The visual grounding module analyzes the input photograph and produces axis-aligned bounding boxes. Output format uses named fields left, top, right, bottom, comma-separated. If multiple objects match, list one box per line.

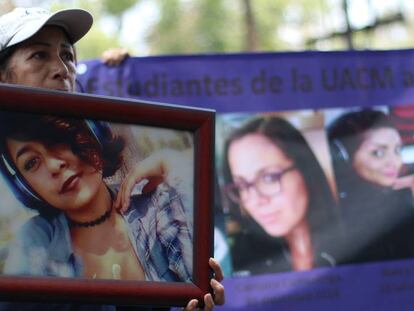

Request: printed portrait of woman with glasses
left=219, top=112, right=342, bottom=276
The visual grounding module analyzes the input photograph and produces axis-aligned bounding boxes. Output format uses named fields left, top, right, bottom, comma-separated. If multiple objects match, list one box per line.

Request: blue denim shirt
left=4, top=183, right=193, bottom=283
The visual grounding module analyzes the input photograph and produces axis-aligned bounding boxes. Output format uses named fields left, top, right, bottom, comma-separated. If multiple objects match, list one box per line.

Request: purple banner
left=221, top=259, right=414, bottom=311
left=77, top=50, right=414, bottom=113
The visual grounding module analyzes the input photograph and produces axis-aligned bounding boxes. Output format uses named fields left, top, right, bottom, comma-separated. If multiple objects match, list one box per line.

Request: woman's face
left=7, top=139, right=103, bottom=213
left=228, top=133, right=309, bottom=237
left=0, top=26, right=76, bottom=92
left=353, top=127, right=402, bottom=187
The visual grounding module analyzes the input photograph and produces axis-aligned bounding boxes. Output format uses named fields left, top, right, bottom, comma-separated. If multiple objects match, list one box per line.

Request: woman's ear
left=0, top=45, right=17, bottom=83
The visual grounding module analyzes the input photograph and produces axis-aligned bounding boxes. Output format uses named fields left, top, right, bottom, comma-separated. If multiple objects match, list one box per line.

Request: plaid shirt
left=4, top=183, right=193, bottom=283
left=122, top=183, right=193, bottom=282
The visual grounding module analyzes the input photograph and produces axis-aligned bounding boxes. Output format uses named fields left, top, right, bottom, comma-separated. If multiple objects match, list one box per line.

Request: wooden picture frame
left=0, top=84, right=215, bottom=307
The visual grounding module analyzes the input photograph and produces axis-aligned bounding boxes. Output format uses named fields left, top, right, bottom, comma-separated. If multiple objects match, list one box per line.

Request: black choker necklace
left=68, top=203, right=113, bottom=228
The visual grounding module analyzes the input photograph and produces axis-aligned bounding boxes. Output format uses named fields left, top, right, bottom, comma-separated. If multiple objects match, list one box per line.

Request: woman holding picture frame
left=0, top=6, right=224, bottom=311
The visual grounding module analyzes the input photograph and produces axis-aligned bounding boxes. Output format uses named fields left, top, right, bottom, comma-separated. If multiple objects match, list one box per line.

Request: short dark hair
left=0, top=111, right=124, bottom=177
left=0, top=45, right=19, bottom=79
left=0, top=111, right=125, bottom=216
left=327, top=109, right=396, bottom=160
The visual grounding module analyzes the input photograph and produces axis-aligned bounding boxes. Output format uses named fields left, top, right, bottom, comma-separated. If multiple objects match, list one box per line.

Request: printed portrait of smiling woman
left=328, top=108, right=414, bottom=264
left=221, top=115, right=341, bottom=276
left=352, top=126, right=402, bottom=188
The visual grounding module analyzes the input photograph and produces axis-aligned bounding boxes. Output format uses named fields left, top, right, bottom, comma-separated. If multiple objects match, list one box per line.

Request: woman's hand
left=184, top=258, right=225, bottom=311
left=101, top=47, right=129, bottom=66
left=393, top=174, right=414, bottom=196
left=114, top=149, right=191, bottom=213
left=114, top=151, right=169, bottom=213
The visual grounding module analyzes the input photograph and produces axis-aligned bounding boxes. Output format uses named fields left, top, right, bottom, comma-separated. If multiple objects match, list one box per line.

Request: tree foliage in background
left=101, top=0, right=136, bottom=31
left=146, top=0, right=242, bottom=54
left=146, top=0, right=331, bottom=55
left=51, top=0, right=130, bottom=60
left=1, top=0, right=413, bottom=59
left=102, top=0, right=136, bottom=17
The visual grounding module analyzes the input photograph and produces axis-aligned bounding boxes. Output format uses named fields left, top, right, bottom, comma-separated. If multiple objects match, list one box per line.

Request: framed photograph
left=0, top=84, right=215, bottom=307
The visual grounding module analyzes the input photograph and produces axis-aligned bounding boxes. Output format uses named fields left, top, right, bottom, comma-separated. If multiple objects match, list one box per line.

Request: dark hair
left=0, top=111, right=125, bottom=215
left=327, top=109, right=399, bottom=200
left=0, top=45, right=20, bottom=81
left=328, top=109, right=396, bottom=160
left=222, top=116, right=337, bottom=252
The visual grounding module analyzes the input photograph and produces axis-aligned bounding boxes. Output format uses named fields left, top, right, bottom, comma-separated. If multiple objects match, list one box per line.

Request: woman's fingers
left=183, top=295, right=214, bottom=311
left=181, top=259, right=225, bottom=310
left=208, top=258, right=225, bottom=306
left=209, top=258, right=224, bottom=282
left=183, top=299, right=198, bottom=311
left=210, top=278, right=225, bottom=306
left=101, top=48, right=129, bottom=66
left=120, top=173, right=139, bottom=213
left=113, top=180, right=124, bottom=210
left=113, top=172, right=137, bottom=213
left=203, top=293, right=215, bottom=311
left=115, top=152, right=169, bottom=212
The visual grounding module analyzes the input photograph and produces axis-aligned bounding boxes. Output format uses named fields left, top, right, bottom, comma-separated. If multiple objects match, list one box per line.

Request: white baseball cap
left=0, top=7, right=93, bottom=52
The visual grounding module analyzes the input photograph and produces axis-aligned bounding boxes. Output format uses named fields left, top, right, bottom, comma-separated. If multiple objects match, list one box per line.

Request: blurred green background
left=1, top=0, right=413, bottom=61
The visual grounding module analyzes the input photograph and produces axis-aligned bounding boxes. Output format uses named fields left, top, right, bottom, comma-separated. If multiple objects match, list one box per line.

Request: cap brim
left=7, top=8, right=93, bottom=48
left=45, top=9, right=93, bottom=44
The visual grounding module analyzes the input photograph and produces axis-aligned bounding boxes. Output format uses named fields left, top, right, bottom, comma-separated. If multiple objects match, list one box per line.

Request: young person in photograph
left=222, top=116, right=341, bottom=276
left=328, top=108, right=414, bottom=264
left=0, top=112, right=193, bottom=282
left=0, top=7, right=224, bottom=311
